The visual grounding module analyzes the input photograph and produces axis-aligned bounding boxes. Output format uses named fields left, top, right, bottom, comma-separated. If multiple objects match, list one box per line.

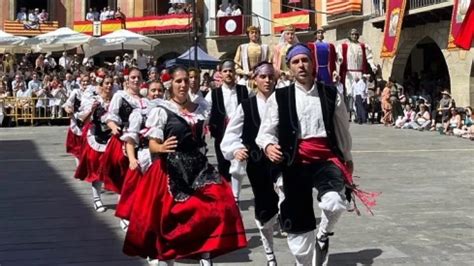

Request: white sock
left=256, top=215, right=277, bottom=261
left=231, top=175, right=243, bottom=202
left=74, top=157, right=80, bottom=167
left=92, top=181, right=102, bottom=201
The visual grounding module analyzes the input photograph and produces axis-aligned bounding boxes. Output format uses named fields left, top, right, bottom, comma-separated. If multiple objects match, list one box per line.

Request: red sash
left=297, top=137, right=380, bottom=215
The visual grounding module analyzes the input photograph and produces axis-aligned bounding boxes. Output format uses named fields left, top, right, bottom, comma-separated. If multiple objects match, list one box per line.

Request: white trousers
left=287, top=191, right=347, bottom=266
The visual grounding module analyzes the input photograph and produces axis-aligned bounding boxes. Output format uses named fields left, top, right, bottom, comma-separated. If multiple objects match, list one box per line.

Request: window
left=281, top=0, right=312, bottom=13
left=16, top=0, right=48, bottom=16
left=215, top=0, right=252, bottom=17
left=86, top=0, right=117, bottom=13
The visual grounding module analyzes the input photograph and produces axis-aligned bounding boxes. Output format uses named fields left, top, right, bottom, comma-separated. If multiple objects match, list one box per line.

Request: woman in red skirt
left=123, top=66, right=247, bottom=265
left=116, top=81, right=166, bottom=231
left=74, top=75, right=114, bottom=213
left=100, top=68, right=148, bottom=195
left=63, top=75, right=91, bottom=165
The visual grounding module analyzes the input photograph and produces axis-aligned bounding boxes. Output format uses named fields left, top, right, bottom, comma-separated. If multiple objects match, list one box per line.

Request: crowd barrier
left=0, top=97, right=69, bottom=126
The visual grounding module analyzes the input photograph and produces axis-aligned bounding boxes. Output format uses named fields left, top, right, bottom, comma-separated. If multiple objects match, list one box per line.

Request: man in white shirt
left=205, top=60, right=249, bottom=196
left=256, top=43, right=362, bottom=266
left=86, top=8, right=95, bottom=21
left=106, top=6, right=115, bottom=20
left=352, top=75, right=368, bottom=124
left=12, top=74, right=27, bottom=96
left=59, top=52, right=71, bottom=71
left=220, top=62, right=281, bottom=265
left=92, top=8, right=100, bottom=21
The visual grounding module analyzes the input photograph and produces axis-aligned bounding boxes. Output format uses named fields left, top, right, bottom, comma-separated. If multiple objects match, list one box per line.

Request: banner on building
left=92, top=21, right=101, bottom=36
left=380, top=0, right=408, bottom=58
left=448, top=0, right=471, bottom=49
left=218, top=15, right=244, bottom=36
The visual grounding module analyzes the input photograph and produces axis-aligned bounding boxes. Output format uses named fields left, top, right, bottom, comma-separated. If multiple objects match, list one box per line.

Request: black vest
left=92, top=105, right=112, bottom=144
left=209, top=84, right=248, bottom=139
left=163, top=108, right=206, bottom=152
left=241, top=96, right=263, bottom=162
left=73, top=96, right=81, bottom=112
left=118, top=98, right=134, bottom=126
left=276, top=82, right=344, bottom=166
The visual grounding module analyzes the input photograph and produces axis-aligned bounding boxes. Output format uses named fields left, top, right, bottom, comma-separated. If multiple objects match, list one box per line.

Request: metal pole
left=192, top=0, right=198, bottom=69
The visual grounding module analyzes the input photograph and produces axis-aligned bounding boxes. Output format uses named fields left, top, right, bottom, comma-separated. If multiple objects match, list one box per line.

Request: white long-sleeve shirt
left=204, top=83, right=240, bottom=119
left=220, top=94, right=268, bottom=161
left=352, top=79, right=367, bottom=98
left=256, top=82, right=353, bottom=161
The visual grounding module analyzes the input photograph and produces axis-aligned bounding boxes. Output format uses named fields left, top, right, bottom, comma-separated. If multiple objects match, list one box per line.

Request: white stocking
left=256, top=215, right=278, bottom=261
left=91, top=181, right=102, bottom=201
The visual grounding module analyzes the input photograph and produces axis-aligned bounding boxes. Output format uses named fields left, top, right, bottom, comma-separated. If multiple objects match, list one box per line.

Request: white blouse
left=145, top=100, right=209, bottom=141
left=220, top=94, right=269, bottom=161
left=104, top=90, right=147, bottom=126
left=256, top=81, right=353, bottom=161
left=204, top=83, right=240, bottom=119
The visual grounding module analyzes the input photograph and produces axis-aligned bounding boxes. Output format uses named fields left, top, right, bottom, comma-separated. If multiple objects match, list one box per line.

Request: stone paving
left=0, top=125, right=473, bottom=265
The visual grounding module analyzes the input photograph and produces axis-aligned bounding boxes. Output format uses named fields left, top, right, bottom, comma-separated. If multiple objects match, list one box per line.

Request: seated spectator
left=0, top=82, right=11, bottom=126
left=28, top=72, right=42, bottom=95
left=35, top=74, right=52, bottom=114
left=38, top=9, right=49, bottom=23
left=395, top=104, right=415, bottom=128
left=86, top=8, right=95, bottom=22
left=50, top=78, right=67, bottom=118
left=430, top=89, right=454, bottom=131
left=403, top=103, right=431, bottom=130
left=454, top=106, right=473, bottom=137
left=16, top=7, right=27, bottom=22
left=25, top=9, right=40, bottom=29
left=12, top=74, right=27, bottom=96
left=231, top=4, right=242, bottom=16
left=443, top=107, right=462, bottom=135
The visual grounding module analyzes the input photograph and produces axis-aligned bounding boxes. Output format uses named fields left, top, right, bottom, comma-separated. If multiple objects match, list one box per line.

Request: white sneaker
left=120, top=219, right=129, bottom=232
left=93, top=199, right=106, bottom=213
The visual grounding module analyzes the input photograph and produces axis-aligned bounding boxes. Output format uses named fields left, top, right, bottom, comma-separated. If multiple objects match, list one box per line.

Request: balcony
left=3, top=20, right=59, bottom=37
left=371, top=0, right=450, bottom=17
left=326, top=0, right=363, bottom=22
left=73, top=14, right=192, bottom=36
left=371, top=0, right=452, bottom=29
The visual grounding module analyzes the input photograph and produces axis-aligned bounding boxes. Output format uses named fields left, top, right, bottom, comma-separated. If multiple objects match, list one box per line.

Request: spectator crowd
left=16, top=6, right=49, bottom=29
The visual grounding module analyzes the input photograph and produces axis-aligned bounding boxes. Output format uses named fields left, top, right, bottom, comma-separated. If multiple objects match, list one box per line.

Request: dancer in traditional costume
left=234, top=26, right=271, bottom=77
left=273, top=25, right=299, bottom=76
left=307, top=28, right=337, bottom=85
left=100, top=68, right=148, bottom=194
left=115, top=81, right=165, bottom=231
left=74, top=76, right=114, bottom=213
left=204, top=60, right=249, bottom=203
left=123, top=66, right=247, bottom=265
left=256, top=44, right=378, bottom=266
left=63, top=75, right=91, bottom=165
left=221, top=62, right=281, bottom=266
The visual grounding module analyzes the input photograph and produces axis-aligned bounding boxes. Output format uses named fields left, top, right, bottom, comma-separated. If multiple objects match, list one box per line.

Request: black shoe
left=315, top=232, right=333, bottom=266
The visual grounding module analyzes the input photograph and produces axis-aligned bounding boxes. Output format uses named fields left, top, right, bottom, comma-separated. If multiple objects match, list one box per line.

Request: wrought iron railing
left=371, top=0, right=449, bottom=17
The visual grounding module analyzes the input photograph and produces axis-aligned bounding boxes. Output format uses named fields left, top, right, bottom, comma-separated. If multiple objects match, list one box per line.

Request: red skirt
left=74, top=140, right=103, bottom=183
left=123, top=160, right=247, bottom=260
left=115, top=167, right=142, bottom=220
left=65, top=128, right=83, bottom=159
left=99, top=135, right=129, bottom=194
